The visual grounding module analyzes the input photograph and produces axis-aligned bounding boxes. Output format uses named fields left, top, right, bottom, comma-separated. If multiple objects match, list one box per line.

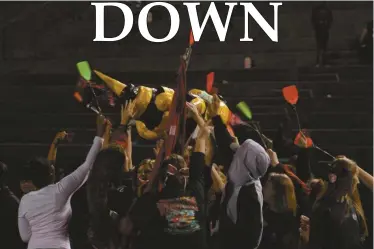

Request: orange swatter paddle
left=282, top=85, right=299, bottom=105
left=294, top=130, right=313, bottom=148
left=206, top=72, right=215, bottom=94
left=73, top=92, right=83, bottom=103
left=189, top=30, right=194, bottom=46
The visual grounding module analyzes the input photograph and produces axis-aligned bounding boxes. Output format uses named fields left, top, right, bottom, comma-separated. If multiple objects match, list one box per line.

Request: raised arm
left=211, top=164, right=226, bottom=192
left=124, top=126, right=133, bottom=172
left=189, top=125, right=210, bottom=182
left=56, top=115, right=107, bottom=198
left=186, top=102, right=210, bottom=181
left=47, top=131, right=68, bottom=164
left=102, top=121, right=112, bottom=149
left=210, top=95, right=237, bottom=169
left=121, top=100, right=136, bottom=172
left=357, top=165, right=373, bottom=191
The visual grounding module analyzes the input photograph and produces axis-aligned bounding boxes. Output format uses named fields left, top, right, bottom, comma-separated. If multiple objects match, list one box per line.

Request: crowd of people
left=0, top=94, right=373, bottom=249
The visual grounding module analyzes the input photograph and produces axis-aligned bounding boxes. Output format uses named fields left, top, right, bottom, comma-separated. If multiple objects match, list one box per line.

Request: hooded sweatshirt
left=219, top=139, right=270, bottom=249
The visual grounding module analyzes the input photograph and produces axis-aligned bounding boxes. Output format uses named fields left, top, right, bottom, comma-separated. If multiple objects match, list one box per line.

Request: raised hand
left=53, top=131, right=68, bottom=145
left=266, top=149, right=280, bottom=167
left=186, top=102, right=199, bottom=118
left=121, top=100, right=137, bottom=125
left=299, top=215, right=310, bottom=243
left=96, top=115, right=108, bottom=138
left=153, top=139, right=164, bottom=158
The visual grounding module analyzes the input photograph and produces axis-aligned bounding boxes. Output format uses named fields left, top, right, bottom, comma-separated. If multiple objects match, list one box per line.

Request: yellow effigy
left=94, top=70, right=232, bottom=142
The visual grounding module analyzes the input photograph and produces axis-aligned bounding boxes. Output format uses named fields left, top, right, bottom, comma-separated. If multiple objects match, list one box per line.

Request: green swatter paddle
left=236, top=101, right=252, bottom=120
left=77, top=61, right=92, bottom=81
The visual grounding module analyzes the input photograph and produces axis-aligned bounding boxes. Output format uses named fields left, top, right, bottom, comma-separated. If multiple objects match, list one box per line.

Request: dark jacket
left=308, top=197, right=364, bottom=249
left=130, top=152, right=207, bottom=249
left=219, top=184, right=263, bottom=249
left=0, top=187, right=26, bottom=249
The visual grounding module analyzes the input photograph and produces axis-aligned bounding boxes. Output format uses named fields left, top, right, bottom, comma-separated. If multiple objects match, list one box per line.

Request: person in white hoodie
left=219, top=139, right=270, bottom=249
left=18, top=115, right=108, bottom=249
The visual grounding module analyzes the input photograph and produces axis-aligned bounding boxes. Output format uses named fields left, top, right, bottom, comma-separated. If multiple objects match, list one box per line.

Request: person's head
left=326, top=156, right=368, bottom=238
left=135, top=159, right=154, bottom=197
left=89, top=146, right=126, bottom=187
left=20, top=157, right=55, bottom=192
left=159, top=154, right=188, bottom=198
left=0, top=161, right=8, bottom=188
left=327, top=156, right=358, bottom=198
left=228, top=139, right=270, bottom=187
left=263, top=173, right=297, bottom=215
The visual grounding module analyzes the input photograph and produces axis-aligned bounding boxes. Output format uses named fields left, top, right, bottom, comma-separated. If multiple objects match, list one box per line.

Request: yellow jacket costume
left=94, top=71, right=232, bottom=142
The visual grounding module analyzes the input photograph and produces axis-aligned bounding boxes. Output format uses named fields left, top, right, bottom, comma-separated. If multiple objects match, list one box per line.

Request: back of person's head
left=264, top=173, right=297, bottom=215
left=22, top=157, right=55, bottom=189
left=228, top=139, right=270, bottom=186
left=89, top=146, right=126, bottom=185
left=0, top=161, right=8, bottom=187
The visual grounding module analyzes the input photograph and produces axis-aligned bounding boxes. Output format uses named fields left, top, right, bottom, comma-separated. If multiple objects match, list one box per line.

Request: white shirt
left=18, top=136, right=103, bottom=249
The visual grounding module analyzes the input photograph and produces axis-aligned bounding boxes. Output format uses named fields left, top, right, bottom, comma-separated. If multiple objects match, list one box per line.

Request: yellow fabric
left=135, top=111, right=170, bottom=140
left=155, top=91, right=174, bottom=112
left=206, top=102, right=230, bottom=125
left=94, top=70, right=126, bottom=96
left=133, top=86, right=153, bottom=118
left=189, top=89, right=230, bottom=125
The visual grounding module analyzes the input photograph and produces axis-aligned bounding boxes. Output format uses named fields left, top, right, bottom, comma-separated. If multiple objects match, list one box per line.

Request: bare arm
left=357, top=166, right=373, bottom=191
left=103, top=123, right=112, bottom=149
left=124, top=127, right=133, bottom=172
left=47, top=131, right=67, bottom=163
left=211, top=164, right=225, bottom=192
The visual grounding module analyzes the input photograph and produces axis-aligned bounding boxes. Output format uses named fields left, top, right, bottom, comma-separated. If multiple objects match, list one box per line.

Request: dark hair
left=21, top=157, right=55, bottom=189
left=0, top=161, right=8, bottom=187
left=161, top=154, right=186, bottom=171
left=86, top=147, right=126, bottom=248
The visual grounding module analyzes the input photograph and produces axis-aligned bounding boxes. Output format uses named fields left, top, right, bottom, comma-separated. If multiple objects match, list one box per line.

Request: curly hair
left=21, top=157, right=55, bottom=189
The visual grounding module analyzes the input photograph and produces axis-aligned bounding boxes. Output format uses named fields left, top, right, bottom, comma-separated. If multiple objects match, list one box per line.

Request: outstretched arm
left=56, top=116, right=107, bottom=200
